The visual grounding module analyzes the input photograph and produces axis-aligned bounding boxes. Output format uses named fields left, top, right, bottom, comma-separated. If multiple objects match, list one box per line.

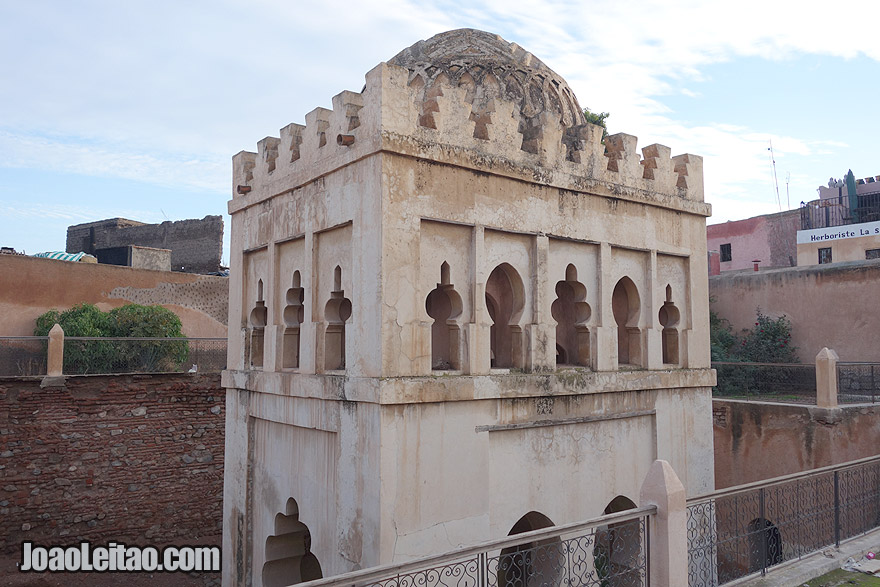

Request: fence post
left=815, top=347, right=839, bottom=408
left=639, top=459, right=687, bottom=587
left=41, top=323, right=66, bottom=388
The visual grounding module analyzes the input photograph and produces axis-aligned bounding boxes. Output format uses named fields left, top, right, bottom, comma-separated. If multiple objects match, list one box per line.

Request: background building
left=66, top=215, right=224, bottom=274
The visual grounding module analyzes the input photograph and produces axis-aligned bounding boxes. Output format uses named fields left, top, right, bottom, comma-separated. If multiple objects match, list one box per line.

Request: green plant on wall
left=34, top=303, right=188, bottom=374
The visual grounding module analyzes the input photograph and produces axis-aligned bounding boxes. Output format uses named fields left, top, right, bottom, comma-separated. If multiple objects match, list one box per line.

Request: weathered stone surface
left=224, top=28, right=714, bottom=586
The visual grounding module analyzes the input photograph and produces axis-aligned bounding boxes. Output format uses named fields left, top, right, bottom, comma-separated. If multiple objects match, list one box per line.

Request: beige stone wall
left=223, top=34, right=715, bottom=586
left=0, top=254, right=228, bottom=337
left=713, top=399, right=880, bottom=489
left=709, top=260, right=880, bottom=362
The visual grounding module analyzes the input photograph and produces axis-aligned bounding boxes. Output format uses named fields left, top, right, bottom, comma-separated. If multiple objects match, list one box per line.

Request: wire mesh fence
left=0, top=337, right=226, bottom=376
left=838, top=362, right=880, bottom=404
left=712, top=362, right=816, bottom=404
left=0, top=337, right=49, bottom=377
left=687, top=456, right=880, bottom=586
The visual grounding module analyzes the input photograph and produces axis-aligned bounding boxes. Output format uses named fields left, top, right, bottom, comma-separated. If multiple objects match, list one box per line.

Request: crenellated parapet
left=230, top=30, right=707, bottom=216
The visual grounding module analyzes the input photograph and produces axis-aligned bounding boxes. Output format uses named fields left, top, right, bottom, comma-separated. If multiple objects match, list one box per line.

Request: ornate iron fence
left=0, top=337, right=226, bottom=376
left=687, top=455, right=880, bottom=586
left=0, top=336, right=49, bottom=376
left=296, top=507, right=653, bottom=587
left=712, top=362, right=816, bottom=404
left=838, top=362, right=880, bottom=404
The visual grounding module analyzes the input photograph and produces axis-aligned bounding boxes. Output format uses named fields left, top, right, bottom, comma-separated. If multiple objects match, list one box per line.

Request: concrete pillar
left=639, top=459, right=687, bottom=587
left=816, top=347, right=839, bottom=409
left=47, top=323, right=64, bottom=377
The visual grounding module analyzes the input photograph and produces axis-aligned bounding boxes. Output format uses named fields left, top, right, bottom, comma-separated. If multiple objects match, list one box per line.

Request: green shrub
left=34, top=303, right=188, bottom=374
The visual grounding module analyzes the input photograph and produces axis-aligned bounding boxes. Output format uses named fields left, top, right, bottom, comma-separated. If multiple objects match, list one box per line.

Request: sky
left=2, top=0, right=879, bottom=264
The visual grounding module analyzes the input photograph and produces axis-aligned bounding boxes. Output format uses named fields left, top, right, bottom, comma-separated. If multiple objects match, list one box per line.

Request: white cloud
left=1, top=0, right=878, bottom=226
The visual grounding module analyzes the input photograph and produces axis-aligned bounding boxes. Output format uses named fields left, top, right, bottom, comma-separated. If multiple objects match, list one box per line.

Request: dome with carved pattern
left=389, top=29, right=585, bottom=147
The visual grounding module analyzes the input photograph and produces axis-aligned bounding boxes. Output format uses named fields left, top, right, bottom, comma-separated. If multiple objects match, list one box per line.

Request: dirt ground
left=0, top=537, right=221, bottom=587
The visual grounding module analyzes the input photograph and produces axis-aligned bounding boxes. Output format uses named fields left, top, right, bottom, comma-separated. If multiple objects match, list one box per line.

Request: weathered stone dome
left=389, top=29, right=586, bottom=146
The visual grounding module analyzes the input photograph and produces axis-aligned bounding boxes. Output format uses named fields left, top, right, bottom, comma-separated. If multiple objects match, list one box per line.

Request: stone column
left=639, top=459, right=687, bottom=587
left=816, top=347, right=839, bottom=409
left=47, top=324, right=64, bottom=377
left=40, top=324, right=67, bottom=388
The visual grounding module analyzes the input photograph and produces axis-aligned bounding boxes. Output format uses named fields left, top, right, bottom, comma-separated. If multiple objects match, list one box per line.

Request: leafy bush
left=711, top=308, right=799, bottom=397
left=34, top=303, right=188, bottom=374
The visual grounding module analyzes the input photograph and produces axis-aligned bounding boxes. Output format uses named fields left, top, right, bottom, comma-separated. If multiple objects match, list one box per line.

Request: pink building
left=706, top=209, right=799, bottom=273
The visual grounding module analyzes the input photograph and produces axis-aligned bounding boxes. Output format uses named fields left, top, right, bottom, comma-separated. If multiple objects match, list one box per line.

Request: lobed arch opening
left=282, top=270, right=305, bottom=369
left=551, top=264, right=592, bottom=368
left=262, top=498, right=323, bottom=587
left=425, top=261, right=463, bottom=370
left=611, top=277, right=642, bottom=367
left=485, top=263, right=525, bottom=369
left=658, top=284, right=681, bottom=365
left=249, top=278, right=268, bottom=368
left=323, top=266, right=352, bottom=371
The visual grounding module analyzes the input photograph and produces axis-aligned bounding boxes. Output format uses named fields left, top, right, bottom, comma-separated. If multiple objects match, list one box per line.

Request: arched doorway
left=611, top=277, right=641, bottom=367
left=497, top=511, right=561, bottom=587
left=262, top=498, right=323, bottom=587
left=594, top=496, right=642, bottom=586
left=486, top=264, right=524, bottom=368
left=747, top=518, right=783, bottom=573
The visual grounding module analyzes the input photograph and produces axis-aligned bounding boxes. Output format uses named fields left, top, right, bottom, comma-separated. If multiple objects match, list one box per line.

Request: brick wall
left=0, top=373, right=224, bottom=553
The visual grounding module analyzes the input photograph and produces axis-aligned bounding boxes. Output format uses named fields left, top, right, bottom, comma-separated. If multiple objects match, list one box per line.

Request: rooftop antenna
left=785, top=171, right=791, bottom=210
left=768, top=140, right=781, bottom=211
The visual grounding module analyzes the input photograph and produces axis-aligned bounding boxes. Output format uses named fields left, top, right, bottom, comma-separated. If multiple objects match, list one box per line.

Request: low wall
left=709, top=259, right=880, bottom=362
left=0, top=373, right=224, bottom=553
left=713, top=399, right=880, bottom=489
left=0, top=254, right=228, bottom=337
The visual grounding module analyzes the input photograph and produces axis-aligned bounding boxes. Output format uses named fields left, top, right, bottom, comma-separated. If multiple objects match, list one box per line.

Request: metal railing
left=687, top=454, right=880, bottom=586
left=0, top=336, right=227, bottom=376
left=712, top=362, right=816, bottom=404
left=800, top=191, right=880, bottom=230
left=838, top=362, right=880, bottom=404
left=296, top=507, right=654, bottom=587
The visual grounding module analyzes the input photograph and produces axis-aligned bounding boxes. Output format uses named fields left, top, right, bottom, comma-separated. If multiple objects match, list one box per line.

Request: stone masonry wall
left=67, top=216, right=224, bottom=274
left=0, top=373, right=224, bottom=553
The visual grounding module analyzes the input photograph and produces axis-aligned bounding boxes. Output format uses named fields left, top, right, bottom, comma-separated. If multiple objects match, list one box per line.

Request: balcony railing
left=295, top=507, right=653, bottom=587
left=687, top=454, right=880, bottom=586
left=800, top=191, right=880, bottom=230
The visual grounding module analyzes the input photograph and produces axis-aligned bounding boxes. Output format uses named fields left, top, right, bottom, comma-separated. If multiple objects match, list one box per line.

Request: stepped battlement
left=231, top=29, right=704, bottom=213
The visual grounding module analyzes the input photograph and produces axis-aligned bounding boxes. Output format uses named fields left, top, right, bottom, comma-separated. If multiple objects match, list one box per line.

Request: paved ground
left=736, top=530, right=880, bottom=587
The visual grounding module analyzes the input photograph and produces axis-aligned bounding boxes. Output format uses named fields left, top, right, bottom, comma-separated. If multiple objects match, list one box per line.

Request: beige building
left=222, top=29, right=715, bottom=587
left=798, top=176, right=880, bottom=265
